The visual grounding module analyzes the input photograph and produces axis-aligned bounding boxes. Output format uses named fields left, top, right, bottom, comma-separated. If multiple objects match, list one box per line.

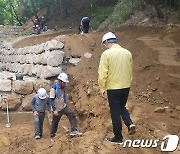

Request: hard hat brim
left=38, top=95, right=46, bottom=99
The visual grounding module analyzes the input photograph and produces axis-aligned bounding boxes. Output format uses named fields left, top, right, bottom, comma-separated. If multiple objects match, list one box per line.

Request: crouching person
left=31, top=88, right=52, bottom=139
left=50, top=72, right=82, bottom=140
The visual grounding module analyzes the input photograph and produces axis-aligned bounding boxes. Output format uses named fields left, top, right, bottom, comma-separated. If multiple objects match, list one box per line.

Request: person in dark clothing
left=31, top=88, right=52, bottom=139
left=98, top=32, right=136, bottom=144
left=40, top=16, right=46, bottom=31
left=80, top=17, right=90, bottom=34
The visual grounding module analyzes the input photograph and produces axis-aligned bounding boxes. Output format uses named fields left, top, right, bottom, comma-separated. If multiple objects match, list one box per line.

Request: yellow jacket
left=98, top=44, right=132, bottom=93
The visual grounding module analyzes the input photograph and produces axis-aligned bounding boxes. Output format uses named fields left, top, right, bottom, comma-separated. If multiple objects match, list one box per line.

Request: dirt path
left=0, top=26, right=179, bottom=154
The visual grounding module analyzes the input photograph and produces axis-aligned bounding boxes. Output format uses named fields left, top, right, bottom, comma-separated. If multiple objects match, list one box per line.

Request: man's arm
left=98, top=53, right=108, bottom=94
left=50, top=87, right=56, bottom=111
left=31, top=97, right=38, bottom=116
left=31, top=97, right=36, bottom=112
left=47, top=97, right=52, bottom=113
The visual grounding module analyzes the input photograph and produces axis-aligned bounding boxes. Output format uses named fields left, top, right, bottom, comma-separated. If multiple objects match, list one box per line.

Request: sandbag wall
left=0, top=39, right=65, bottom=79
left=0, top=77, right=52, bottom=111
left=0, top=25, right=25, bottom=38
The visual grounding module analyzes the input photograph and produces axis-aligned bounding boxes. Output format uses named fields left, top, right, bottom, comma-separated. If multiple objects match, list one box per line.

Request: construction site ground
left=0, top=26, right=180, bottom=154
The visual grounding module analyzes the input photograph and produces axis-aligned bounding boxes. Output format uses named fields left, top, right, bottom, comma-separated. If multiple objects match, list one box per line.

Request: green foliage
left=90, top=7, right=113, bottom=30
left=109, top=0, right=133, bottom=29
left=89, top=0, right=133, bottom=30
left=0, top=0, right=51, bottom=26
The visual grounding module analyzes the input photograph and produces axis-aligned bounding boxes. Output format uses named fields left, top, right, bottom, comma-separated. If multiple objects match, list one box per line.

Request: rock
left=156, top=76, right=160, bottom=81
left=1, top=93, right=21, bottom=111
left=22, top=93, right=35, bottom=111
left=69, top=58, right=81, bottom=65
left=25, top=54, right=34, bottom=64
left=175, top=106, right=180, bottom=111
left=84, top=52, right=92, bottom=59
left=23, top=64, right=33, bottom=76
left=47, top=50, right=64, bottom=67
left=87, top=89, right=91, bottom=96
left=40, top=66, right=62, bottom=79
left=151, top=86, right=158, bottom=91
left=42, top=50, right=51, bottom=65
left=32, top=64, right=41, bottom=76
left=13, top=80, right=33, bottom=95
left=0, top=80, right=11, bottom=92
left=33, top=79, right=52, bottom=92
left=36, top=44, right=45, bottom=54
left=44, top=40, right=64, bottom=51
left=36, top=65, right=44, bottom=78
left=154, top=107, right=165, bottom=113
left=35, top=52, right=44, bottom=65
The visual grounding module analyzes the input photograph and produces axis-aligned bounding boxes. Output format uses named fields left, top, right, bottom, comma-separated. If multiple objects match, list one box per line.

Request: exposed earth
left=0, top=25, right=180, bottom=154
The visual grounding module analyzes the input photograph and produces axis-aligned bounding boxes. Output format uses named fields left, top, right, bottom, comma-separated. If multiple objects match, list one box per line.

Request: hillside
left=0, top=25, right=180, bottom=153
left=0, top=0, right=180, bottom=153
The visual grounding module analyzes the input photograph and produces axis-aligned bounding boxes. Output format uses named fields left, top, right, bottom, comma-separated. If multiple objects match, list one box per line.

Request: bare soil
left=0, top=25, right=180, bottom=154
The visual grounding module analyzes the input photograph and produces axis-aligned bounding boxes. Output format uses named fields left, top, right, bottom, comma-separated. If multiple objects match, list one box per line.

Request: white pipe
left=6, top=102, right=10, bottom=127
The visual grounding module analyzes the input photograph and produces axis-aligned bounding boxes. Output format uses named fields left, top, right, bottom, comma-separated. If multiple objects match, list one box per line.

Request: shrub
left=110, top=0, right=133, bottom=29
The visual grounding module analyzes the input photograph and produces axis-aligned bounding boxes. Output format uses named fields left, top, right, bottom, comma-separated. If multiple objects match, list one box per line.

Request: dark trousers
left=107, top=88, right=133, bottom=141
left=34, top=112, right=45, bottom=136
left=50, top=106, right=77, bottom=137
left=83, top=28, right=89, bottom=33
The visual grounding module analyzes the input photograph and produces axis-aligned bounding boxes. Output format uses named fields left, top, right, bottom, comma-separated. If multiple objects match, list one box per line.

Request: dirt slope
left=0, top=26, right=180, bottom=154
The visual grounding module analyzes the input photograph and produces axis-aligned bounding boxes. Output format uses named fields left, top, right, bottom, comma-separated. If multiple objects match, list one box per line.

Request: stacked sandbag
left=0, top=72, right=52, bottom=111
left=0, top=39, right=65, bottom=79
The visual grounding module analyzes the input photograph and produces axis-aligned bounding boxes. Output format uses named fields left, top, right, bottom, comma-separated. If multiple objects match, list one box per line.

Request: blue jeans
left=107, top=88, right=133, bottom=141
left=34, top=112, right=45, bottom=136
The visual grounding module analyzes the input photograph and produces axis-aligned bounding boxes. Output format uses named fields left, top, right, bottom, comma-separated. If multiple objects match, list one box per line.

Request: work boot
left=70, top=130, right=83, bottom=136
left=35, top=135, right=41, bottom=139
left=128, top=124, right=136, bottom=135
left=106, top=137, right=123, bottom=144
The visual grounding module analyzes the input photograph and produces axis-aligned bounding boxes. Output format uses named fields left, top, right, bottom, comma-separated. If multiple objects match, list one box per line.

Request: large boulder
left=44, top=40, right=64, bottom=51
left=22, top=93, right=35, bottom=111
left=42, top=50, right=50, bottom=65
left=13, top=80, right=34, bottom=95
left=1, top=93, right=21, bottom=111
left=34, top=44, right=45, bottom=54
left=0, top=80, right=11, bottom=92
left=33, top=79, right=52, bottom=92
left=34, top=53, right=44, bottom=65
left=25, top=54, right=34, bottom=64
left=40, top=66, right=62, bottom=79
left=23, top=64, right=33, bottom=76
left=32, top=64, right=40, bottom=76
left=47, top=50, right=64, bottom=67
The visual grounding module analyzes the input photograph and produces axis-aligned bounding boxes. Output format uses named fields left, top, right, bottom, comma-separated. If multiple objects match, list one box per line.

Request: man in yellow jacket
left=98, top=32, right=136, bottom=144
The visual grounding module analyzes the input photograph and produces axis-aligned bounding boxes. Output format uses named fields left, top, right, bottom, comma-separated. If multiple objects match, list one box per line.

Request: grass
left=89, top=0, right=133, bottom=30
left=90, top=7, right=113, bottom=30
left=109, top=0, right=133, bottom=29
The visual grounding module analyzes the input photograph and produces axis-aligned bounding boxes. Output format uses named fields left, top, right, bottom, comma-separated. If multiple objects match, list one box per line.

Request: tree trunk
left=152, top=0, right=164, bottom=18
left=9, top=0, right=22, bottom=25
left=8, top=0, right=14, bottom=25
left=178, top=0, right=180, bottom=20
left=30, top=0, right=39, bottom=20
left=165, top=0, right=168, bottom=22
left=21, top=0, right=34, bottom=25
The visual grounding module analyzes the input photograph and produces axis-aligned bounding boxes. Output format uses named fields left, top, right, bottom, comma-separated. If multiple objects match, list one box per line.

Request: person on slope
left=98, top=32, right=136, bottom=144
left=50, top=72, right=82, bottom=140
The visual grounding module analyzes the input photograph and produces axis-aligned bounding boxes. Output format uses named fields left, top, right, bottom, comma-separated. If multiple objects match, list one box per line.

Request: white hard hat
left=57, top=72, right=69, bottom=83
left=37, top=88, right=47, bottom=99
left=102, top=32, right=117, bottom=43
